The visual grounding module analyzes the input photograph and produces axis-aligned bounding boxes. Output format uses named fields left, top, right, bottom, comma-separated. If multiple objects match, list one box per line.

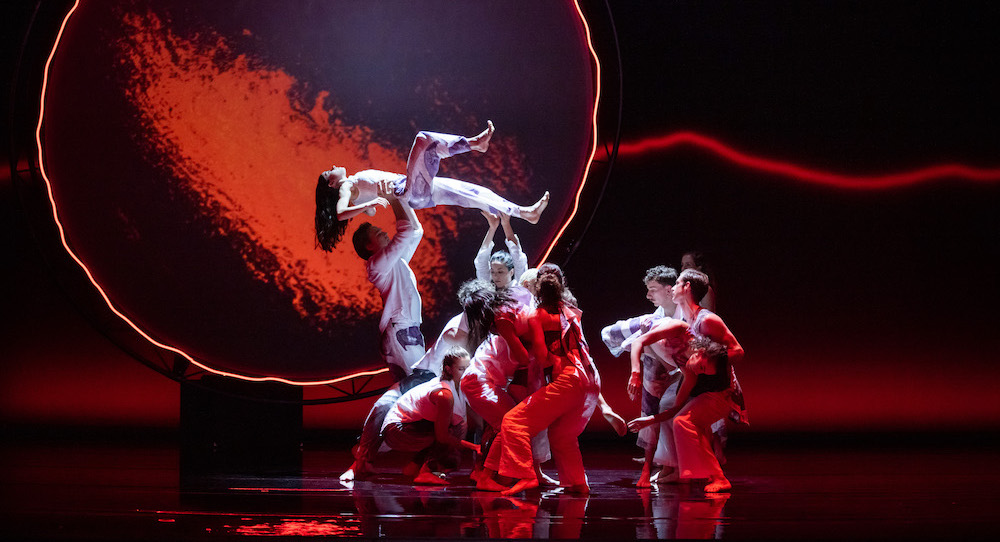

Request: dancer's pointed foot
left=502, top=477, right=539, bottom=496
left=602, top=407, right=627, bottom=437
left=704, top=475, right=731, bottom=493
left=476, top=476, right=510, bottom=492
left=470, top=120, right=495, bottom=152
left=521, top=191, right=549, bottom=224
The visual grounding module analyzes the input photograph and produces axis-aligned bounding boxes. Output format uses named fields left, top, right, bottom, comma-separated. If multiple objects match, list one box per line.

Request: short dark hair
left=690, top=335, right=727, bottom=365
left=644, top=265, right=678, bottom=287
left=490, top=251, right=514, bottom=271
left=352, top=223, right=376, bottom=260
left=678, top=269, right=709, bottom=303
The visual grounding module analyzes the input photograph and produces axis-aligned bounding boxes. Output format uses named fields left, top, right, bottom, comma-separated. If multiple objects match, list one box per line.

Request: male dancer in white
left=603, top=265, right=683, bottom=488
left=338, top=188, right=425, bottom=482
left=352, top=188, right=426, bottom=383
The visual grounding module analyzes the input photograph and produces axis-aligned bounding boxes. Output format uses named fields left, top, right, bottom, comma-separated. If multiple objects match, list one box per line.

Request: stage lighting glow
left=36, top=0, right=598, bottom=384
left=618, top=131, right=1000, bottom=189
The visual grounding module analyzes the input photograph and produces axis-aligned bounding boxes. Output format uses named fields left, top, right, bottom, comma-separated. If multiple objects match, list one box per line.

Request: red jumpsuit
left=485, top=304, right=599, bottom=488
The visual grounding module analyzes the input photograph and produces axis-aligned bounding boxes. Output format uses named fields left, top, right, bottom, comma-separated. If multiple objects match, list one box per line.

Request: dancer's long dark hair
left=535, top=262, right=567, bottom=311
left=315, top=174, right=347, bottom=251
left=458, top=279, right=514, bottom=352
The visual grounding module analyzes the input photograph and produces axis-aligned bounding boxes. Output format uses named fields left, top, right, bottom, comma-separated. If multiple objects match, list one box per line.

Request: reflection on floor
left=2, top=432, right=997, bottom=540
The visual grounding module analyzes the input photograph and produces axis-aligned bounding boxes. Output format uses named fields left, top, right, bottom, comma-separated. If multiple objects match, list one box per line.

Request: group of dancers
left=314, top=123, right=746, bottom=494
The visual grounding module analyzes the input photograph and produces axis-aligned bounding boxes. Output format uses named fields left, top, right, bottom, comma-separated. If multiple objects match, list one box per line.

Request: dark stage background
left=3, top=1, right=999, bottom=435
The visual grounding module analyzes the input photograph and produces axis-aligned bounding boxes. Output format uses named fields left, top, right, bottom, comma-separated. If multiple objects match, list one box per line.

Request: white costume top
left=365, top=217, right=422, bottom=331
left=346, top=169, right=405, bottom=206
left=465, top=306, right=531, bottom=385
left=410, top=313, right=469, bottom=375
left=474, top=237, right=529, bottom=287
left=383, top=377, right=467, bottom=429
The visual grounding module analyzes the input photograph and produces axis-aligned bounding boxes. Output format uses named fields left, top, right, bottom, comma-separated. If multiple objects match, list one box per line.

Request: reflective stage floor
left=2, top=432, right=997, bottom=540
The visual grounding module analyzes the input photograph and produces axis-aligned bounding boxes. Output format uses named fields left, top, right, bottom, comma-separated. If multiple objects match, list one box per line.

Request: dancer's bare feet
left=650, top=466, right=680, bottom=484
left=476, top=476, right=510, bottom=492
left=637, top=464, right=652, bottom=489
left=469, top=120, right=495, bottom=153
left=520, top=191, right=549, bottom=224
left=413, top=464, right=450, bottom=485
left=704, top=475, right=731, bottom=493
left=502, top=477, right=539, bottom=496
left=340, top=460, right=373, bottom=482
left=602, top=406, right=627, bottom=437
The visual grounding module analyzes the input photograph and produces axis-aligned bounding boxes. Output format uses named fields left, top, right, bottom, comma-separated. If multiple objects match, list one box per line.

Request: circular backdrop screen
left=40, top=0, right=596, bottom=382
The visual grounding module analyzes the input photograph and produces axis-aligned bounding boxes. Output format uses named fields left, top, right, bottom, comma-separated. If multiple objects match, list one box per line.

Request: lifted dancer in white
left=315, top=122, right=549, bottom=251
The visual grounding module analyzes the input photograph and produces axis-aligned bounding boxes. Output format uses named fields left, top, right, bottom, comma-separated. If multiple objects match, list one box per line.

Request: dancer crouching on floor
left=341, top=279, right=499, bottom=482
left=381, top=346, right=480, bottom=485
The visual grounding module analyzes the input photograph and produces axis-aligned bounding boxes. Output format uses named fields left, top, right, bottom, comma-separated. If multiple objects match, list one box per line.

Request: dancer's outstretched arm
left=474, top=211, right=500, bottom=282
left=431, top=389, right=480, bottom=452
left=499, top=213, right=528, bottom=282
left=627, top=366, right=695, bottom=431
left=336, top=178, right=390, bottom=221
left=627, top=319, right=687, bottom=401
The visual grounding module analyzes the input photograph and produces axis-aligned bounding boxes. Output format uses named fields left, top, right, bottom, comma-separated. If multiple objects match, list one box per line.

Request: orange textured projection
left=38, top=0, right=595, bottom=382
left=113, top=9, right=531, bottom=329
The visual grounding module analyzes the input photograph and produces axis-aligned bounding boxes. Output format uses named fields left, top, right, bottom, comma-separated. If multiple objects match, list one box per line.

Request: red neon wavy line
left=618, top=131, right=1000, bottom=190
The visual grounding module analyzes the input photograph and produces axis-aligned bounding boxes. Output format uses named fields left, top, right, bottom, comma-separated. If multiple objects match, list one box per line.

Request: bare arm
left=627, top=319, right=687, bottom=400
left=336, top=181, right=389, bottom=221
left=480, top=210, right=500, bottom=250
left=627, top=365, right=696, bottom=432
left=700, top=313, right=744, bottom=364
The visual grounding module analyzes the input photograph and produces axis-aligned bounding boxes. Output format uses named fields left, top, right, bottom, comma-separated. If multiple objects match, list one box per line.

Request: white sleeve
left=505, top=236, right=528, bottom=284
left=374, top=219, right=420, bottom=271
left=474, top=240, right=494, bottom=282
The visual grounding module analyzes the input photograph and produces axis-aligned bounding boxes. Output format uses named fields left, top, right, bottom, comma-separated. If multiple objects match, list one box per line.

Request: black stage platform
left=2, top=432, right=997, bottom=540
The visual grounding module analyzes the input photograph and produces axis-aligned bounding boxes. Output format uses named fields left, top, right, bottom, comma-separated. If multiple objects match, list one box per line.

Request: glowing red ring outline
left=35, top=0, right=601, bottom=386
